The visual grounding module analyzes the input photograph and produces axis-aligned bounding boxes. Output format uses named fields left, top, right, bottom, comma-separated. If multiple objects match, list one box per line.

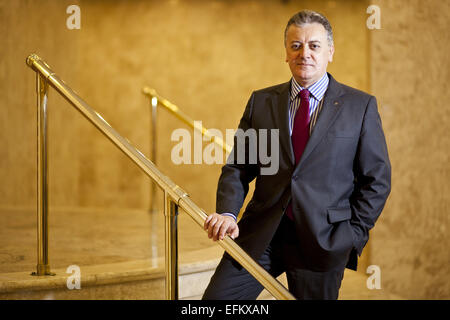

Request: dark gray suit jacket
left=216, top=74, right=391, bottom=272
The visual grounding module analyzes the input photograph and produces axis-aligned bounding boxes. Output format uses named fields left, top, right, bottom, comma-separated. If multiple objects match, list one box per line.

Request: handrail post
left=32, top=73, right=53, bottom=276
left=150, top=95, right=158, bottom=185
left=164, top=191, right=179, bottom=300
left=149, top=93, right=158, bottom=266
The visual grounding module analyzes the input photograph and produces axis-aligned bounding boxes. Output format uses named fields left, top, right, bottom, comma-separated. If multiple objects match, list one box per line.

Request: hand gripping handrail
left=26, top=54, right=295, bottom=300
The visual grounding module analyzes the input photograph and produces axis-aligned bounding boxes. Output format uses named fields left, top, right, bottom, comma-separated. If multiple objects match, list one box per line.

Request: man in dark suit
left=202, top=10, right=391, bottom=300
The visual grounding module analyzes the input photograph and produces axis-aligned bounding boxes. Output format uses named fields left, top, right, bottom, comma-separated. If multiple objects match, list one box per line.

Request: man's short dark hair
left=284, top=10, right=334, bottom=46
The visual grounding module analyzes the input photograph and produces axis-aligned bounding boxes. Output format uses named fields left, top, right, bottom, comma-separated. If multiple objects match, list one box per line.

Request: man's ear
left=328, top=45, right=335, bottom=63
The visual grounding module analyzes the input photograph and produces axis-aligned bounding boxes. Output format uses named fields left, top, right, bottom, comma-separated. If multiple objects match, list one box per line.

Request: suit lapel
left=271, top=82, right=295, bottom=166
left=295, top=74, right=345, bottom=171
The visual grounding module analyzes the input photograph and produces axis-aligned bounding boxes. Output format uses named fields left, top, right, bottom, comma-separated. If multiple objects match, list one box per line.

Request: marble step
left=0, top=249, right=404, bottom=300
left=0, top=246, right=223, bottom=300
left=0, top=207, right=404, bottom=300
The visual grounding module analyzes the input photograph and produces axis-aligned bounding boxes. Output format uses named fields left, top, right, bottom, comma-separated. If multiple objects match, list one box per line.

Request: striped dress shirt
left=289, top=73, right=329, bottom=136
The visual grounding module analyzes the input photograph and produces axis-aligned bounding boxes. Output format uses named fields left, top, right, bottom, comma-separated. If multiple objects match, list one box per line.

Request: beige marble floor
left=0, top=206, right=403, bottom=299
left=0, top=206, right=214, bottom=274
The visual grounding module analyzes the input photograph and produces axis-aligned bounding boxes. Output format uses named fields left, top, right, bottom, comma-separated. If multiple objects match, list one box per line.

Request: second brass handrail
left=142, top=87, right=233, bottom=155
left=26, top=54, right=295, bottom=300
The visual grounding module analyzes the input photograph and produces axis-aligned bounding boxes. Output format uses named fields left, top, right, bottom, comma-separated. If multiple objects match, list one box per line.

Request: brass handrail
left=142, top=87, right=233, bottom=155
left=26, top=54, right=295, bottom=300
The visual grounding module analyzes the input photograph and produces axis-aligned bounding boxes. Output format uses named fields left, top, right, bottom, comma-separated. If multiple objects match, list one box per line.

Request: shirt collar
left=290, top=73, right=329, bottom=101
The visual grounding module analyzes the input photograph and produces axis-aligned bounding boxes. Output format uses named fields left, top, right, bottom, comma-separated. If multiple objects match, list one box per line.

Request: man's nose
left=298, top=46, right=310, bottom=59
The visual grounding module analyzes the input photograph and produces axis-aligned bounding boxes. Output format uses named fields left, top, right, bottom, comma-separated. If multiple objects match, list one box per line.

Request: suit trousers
left=202, top=215, right=346, bottom=300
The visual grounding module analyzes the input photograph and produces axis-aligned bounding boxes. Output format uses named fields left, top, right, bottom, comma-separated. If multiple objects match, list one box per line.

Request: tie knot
left=300, top=89, right=310, bottom=99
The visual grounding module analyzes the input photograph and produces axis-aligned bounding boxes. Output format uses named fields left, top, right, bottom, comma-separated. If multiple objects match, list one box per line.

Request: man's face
left=285, top=23, right=334, bottom=88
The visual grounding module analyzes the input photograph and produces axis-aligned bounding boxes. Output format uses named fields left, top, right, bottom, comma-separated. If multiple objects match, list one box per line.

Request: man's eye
left=310, top=44, right=320, bottom=50
left=291, top=44, right=300, bottom=50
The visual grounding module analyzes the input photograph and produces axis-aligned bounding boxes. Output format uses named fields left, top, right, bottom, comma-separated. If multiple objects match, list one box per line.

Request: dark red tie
left=286, top=89, right=310, bottom=220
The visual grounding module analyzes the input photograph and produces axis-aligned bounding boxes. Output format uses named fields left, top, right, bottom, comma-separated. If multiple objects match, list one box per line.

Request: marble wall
left=0, top=0, right=369, bottom=211
left=369, top=0, right=450, bottom=299
left=0, top=0, right=82, bottom=209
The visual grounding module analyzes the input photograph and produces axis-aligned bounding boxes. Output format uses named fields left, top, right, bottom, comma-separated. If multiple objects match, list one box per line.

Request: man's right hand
left=203, top=213, right=239, bottom=242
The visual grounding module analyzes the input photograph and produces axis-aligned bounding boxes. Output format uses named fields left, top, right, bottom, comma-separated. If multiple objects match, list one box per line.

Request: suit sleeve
left=215, top=93, right=259, bottom=219
left=351, top=96, right=391, bottom=255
